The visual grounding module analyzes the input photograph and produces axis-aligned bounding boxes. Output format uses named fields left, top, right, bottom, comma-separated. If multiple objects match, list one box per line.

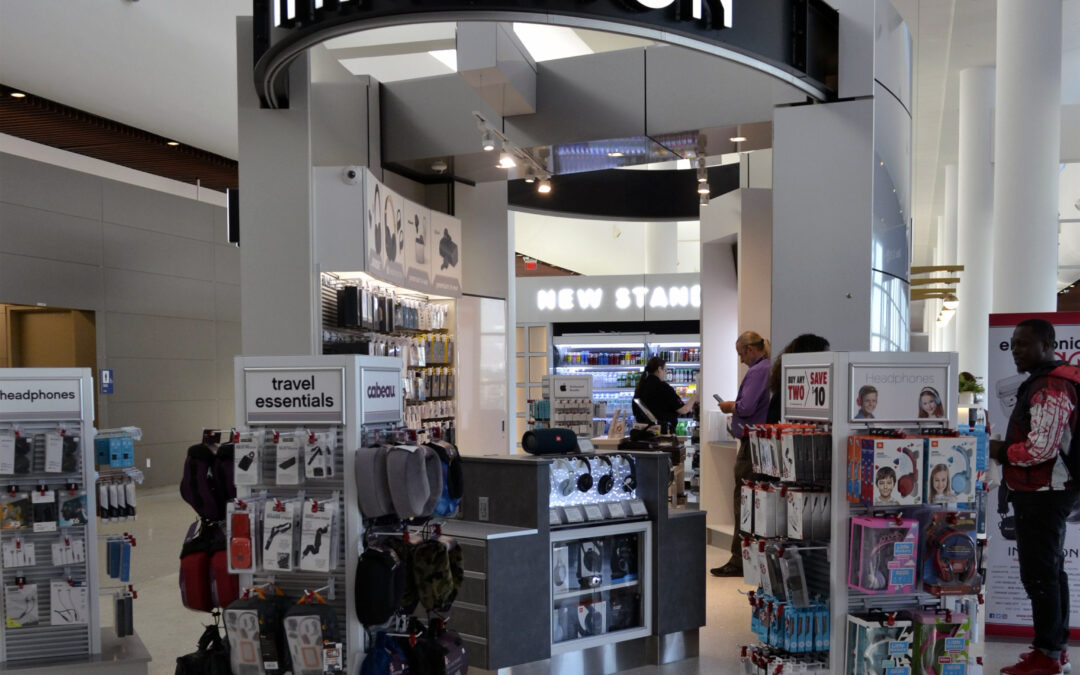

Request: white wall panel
left=102, top=222, right=214, bottom=279
left=0, top=253, right=104, bottom=310
left=213, top=243, right=241, bottom=285
left=104, top=268, right=215, bottom=320
left=102, top=179, right=215, bottom=241
left=104, top=312, right=216, bottom=360
left=0, top=203, right=103, bottom=265
left=214, top=283, right=241, bottom=323
left=106, top=358, right=218, bottom=403
left=106, top=400, right=218, bottom=447
left=0, top=153, right=102, bottom=219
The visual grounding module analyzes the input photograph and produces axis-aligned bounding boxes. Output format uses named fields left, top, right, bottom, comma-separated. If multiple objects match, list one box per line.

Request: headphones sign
left=244, top=368, right=345, bottom=425
left=783, top=365, right=831, bottom=418
left=848, top=365, right=951, bottom=424
left=0, top=378, right=82, bottom=420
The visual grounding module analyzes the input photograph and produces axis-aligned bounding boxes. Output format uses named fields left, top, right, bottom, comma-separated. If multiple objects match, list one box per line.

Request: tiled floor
left=117, top=488, right=1033, bottom=674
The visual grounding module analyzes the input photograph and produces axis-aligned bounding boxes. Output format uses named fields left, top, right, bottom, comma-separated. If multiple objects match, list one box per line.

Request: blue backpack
left=360, top=632, right=410, bottom=675
left=425, top=441, right=463, bottom=518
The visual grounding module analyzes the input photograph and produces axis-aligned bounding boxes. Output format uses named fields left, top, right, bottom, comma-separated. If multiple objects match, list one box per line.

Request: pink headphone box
left=848, top=516, right=919, bottom=594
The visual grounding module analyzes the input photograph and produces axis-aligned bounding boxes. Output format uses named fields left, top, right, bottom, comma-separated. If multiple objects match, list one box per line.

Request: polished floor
left=111, top=488, right=1032, bottom=674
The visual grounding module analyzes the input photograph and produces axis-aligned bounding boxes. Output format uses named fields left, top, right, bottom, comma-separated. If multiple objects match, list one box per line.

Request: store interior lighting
left=699, top=193, right=709, bottom=206
left=942, top=293, right=959, bottom=310
left=697, top=183, right=710, bottom=195
left=475, top=111, right=553, bottom=194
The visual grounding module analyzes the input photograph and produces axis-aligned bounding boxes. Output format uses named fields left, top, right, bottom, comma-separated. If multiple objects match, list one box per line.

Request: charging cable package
left=299, top=498, right=337, bottom=572
left=233, top=432, right=262, bottom=486
left=2, top=537, right=35, bottom=567
left=847, top=516, right=919, bottom=594
left=31, top=488, right=57, bottom=533
left=51, top=536, right=85, bottom=565
left=263, top=499, right=298, bottom=572
left=778, top=548, right=810, bottom=608
left=0, top=430, right=16, bottom=474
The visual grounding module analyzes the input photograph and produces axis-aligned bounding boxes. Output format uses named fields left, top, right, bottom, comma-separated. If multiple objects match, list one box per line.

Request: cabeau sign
left=252, top=0, right=837, bottom=108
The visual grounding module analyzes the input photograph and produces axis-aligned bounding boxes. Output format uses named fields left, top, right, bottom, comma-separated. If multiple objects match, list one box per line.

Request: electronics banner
left=985, top=311, right=1080, bottom=635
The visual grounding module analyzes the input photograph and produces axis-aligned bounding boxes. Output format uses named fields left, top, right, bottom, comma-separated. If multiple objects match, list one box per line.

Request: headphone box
left=860, top=437, right=925, bottom=506
left=847, top=516, right=919, bottom=595
left=576, top=600, right=606, bottom=637
left=923, top=436, right=977, bottom=505
left=845, top=613, right=914, bottom=675
left=911, top=610, right=970, bottom=675
left=552, top=545, right=570, bottom=593
left=918, top=510, right=980, bottom=595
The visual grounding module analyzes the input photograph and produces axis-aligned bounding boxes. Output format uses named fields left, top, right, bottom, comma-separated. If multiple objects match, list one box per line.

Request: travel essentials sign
left=783, top=365, right=831, bottom=418
left=848, top=365, right=950, bottom=423
left=0, top=378, right=82, bottom=420
left=244, top=368, right=345, bottom=424
left=985, top=312, right=1080, bottom=635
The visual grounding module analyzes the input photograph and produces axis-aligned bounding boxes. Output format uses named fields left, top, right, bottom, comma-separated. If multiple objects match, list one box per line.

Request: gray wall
left=0, top=152, right=240, bottom=488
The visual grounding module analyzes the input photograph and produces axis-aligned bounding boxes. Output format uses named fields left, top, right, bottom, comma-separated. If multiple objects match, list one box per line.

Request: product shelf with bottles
left=321, top=273, right=456, bottom=442
left=737, top=351, right=984, bottom=675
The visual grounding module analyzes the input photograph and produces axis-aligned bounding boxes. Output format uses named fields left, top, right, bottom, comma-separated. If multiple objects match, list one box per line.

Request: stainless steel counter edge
left=440, top=520, right=540, bottom=540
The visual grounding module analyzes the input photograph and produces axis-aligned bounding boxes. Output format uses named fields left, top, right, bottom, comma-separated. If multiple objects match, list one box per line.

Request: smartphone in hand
left=713, top=394, right=724, bottom=404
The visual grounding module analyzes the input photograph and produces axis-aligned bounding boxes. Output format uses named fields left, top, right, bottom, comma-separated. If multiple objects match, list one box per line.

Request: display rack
left=770, top=351, right=979, bottom=675
left=232, top=355, right=403, bottom=673
left=320, top=273, right=456, bottom=442
left=553, top=334, right=647, bottom=424
left=0, top=368, right=100, bottom=665
left=647, top=333, right=701, bottom=401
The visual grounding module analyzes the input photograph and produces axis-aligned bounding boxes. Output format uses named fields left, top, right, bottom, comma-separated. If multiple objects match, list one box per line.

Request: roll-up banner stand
left=986, top=311, right=1080, bottom=638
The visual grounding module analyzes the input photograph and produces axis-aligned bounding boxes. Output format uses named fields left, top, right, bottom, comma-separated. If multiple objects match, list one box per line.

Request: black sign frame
left=252, top=0, right=837, bottom=109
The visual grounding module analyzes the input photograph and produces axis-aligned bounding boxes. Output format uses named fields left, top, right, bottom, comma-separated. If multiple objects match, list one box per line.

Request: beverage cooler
left=553, top=333, right=700, bottom=433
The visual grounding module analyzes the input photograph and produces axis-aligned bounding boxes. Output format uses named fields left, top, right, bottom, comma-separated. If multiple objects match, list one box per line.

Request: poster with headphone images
left=985, top=313, right=1080, bottom=631
left=364, top=174, right=406, bottom=287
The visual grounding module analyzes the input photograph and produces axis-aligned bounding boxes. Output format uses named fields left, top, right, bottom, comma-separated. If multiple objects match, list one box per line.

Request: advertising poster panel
left=985, top=312, right=1080, bottom=636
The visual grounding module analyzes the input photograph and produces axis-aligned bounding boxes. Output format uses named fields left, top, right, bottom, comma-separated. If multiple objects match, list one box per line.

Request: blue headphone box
left=924, top=436, right=976, bottom=505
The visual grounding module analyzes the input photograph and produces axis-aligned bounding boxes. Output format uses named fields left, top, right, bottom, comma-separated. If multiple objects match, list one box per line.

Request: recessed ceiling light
left=608, top=151, right=624, bottom=157
left=166, top=141, right=180, bottom=146
left=9, top=91, right=26, bottom=99
left=730, top=136, right=747, bottom=143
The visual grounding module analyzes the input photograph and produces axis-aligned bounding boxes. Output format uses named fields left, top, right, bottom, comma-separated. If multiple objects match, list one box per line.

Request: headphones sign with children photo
left=848, top=365, right=950, bottom=424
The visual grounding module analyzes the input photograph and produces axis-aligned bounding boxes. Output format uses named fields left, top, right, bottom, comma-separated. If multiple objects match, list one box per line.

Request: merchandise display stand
left=0, top=368, right=100, bottom=666
left=765, top=351, right=982, bottom=674
left=231, top=355, right=403, bottom=673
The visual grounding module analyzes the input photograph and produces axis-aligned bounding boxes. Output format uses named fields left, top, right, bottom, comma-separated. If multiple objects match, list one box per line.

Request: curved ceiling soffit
left=252, top=5, right=835, bottom=109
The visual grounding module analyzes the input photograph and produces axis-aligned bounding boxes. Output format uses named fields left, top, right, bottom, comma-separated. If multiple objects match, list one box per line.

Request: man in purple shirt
left=711, top=331, right=770, bottom=577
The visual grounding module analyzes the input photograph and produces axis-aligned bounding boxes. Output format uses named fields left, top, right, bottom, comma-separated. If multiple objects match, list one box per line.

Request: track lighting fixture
left=498, top=147, right=517, bottom=169
left=697, top=183, right=710, bottom=195
left=524, top=167, right=536, bottom=183
left=699, top=193, right=709, bottom=206
left=537, top=179, right=552, bottom=194
left=481, top=129, right=496, bottom=152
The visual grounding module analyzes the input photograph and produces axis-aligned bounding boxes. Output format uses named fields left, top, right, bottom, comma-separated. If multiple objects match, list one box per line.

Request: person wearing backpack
left=991, top=319, right=1080, bottom=675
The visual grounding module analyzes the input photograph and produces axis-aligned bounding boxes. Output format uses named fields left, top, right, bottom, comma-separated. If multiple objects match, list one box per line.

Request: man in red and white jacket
left=991, top=318, right=1080, bottom=675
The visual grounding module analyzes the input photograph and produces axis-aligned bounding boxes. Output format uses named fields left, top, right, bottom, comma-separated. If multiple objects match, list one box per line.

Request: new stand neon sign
left=536, top=285, right=701, bottom=312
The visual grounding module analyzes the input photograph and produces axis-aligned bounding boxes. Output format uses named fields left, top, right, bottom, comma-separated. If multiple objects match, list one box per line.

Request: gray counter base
left=0, top=629, right=150, bottom=675
left=471, top=630, right=699, bottom=675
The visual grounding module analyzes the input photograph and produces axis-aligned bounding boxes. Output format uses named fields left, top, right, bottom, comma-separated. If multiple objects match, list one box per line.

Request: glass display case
left=550, top=521, right=652, bottom=654
left=553, top=335, right=648, bottom=425
left=647, top=334, right=700, bottom=401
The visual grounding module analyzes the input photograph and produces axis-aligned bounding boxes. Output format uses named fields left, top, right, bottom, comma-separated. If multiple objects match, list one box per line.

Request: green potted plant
left=958, top=371, right=984, bottom=406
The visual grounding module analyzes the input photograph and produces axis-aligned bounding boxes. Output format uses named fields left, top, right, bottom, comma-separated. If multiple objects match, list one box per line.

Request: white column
left=991, top=0, right=1063, bottom=312
left=955, top=67, right=996, bottom=379
left=942, top=164, right=959, bottom=352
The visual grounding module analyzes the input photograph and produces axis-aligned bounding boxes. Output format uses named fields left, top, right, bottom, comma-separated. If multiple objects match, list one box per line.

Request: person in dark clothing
left=991, top=319, right=1080, bottom=675
left=765, top=334, right=831, bottom=424
left=632, top=357, right=696, bottom=433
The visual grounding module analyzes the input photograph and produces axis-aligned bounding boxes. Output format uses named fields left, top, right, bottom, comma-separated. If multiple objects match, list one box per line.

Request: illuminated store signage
left=535, top=285, right=701, bottom=312
left=252, top=0, right=837, bottom=108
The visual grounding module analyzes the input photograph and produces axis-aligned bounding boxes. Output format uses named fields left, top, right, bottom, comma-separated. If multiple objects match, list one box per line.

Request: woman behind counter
left=632, top=357, right=697, bottom=433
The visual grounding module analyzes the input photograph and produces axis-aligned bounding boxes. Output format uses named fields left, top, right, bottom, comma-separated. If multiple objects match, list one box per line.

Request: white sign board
left=365, top=176, right=406, bottom=286
left=985, top=312, right=1080, bottom=635
left=244, top=368, right=345, bottom=424
left=848, top=364, right=951, bottom=423
left=515, top=274, right=701, bottom=323
left=403, top=200, right=431, bottom=289
left=430, top=209, right=462, bottom=294
left=0, top=378, right=82, bottom=420
left=360, top=368, right=403, bottom=424
left=783, top=365, right=832, bottom=418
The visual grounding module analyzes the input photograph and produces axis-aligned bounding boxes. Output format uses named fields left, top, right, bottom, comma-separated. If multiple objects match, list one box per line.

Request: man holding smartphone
left=711, top=331, right=771, bottom=577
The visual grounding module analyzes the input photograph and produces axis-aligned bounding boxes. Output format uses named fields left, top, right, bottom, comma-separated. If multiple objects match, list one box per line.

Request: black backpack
left=175, top=622, right=231, bottom=675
